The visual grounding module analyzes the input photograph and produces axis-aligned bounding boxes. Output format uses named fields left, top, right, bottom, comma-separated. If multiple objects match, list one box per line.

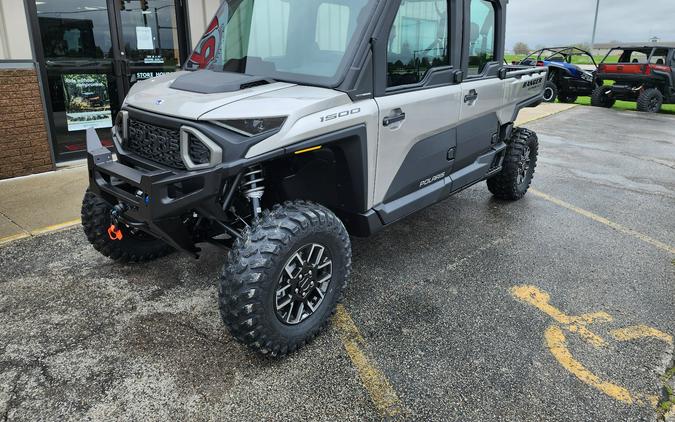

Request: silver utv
left=84, top=0, right=546, bottom=356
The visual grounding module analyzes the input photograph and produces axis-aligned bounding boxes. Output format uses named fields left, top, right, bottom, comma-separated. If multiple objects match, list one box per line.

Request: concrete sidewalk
left=0, top=102, right=576, bottom=244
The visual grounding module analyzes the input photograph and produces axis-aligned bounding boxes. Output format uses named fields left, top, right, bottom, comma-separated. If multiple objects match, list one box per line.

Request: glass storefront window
left=37, top=0, right=113, bottom=60
left=118, top=0, right=181, bottom=68
left=31, top=0, right=186, bottom=162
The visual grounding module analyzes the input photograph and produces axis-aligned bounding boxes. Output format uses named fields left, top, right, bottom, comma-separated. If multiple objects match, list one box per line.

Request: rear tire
left=487, top=128, right=539, bottom=201
left=636, top=88, right=663, bottom=113
left=542, top=81, right=558, bottom=103
left=591, top=85, right=615, bottom=108
left=219, top=201, right=351, bottom=357
left=81, top=190, right=173, bottom=262
left=558, top=93, right=578, bottom=104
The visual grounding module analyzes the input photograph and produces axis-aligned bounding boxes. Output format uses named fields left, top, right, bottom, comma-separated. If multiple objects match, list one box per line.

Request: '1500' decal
left=320, top=108, right=361, bottom=123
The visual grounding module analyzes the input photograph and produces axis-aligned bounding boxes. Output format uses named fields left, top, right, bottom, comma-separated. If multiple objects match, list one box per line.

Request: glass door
left=114, top=0, right=188, bottom=89
left=28, top=0, right=188, bottom=162
left=33, top=0, right=122, bottom=159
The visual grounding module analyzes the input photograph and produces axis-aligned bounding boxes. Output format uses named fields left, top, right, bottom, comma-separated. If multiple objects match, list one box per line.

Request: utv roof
left=525, top=47, right=594, bottom=57
left=612, top=45, right=675, bottom=49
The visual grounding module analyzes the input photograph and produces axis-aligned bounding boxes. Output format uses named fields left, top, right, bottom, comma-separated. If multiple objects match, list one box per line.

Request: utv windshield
left=185, top=0, right=378, bottom=86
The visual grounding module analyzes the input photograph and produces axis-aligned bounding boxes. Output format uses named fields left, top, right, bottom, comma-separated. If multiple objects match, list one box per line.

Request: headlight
left=217, top=117, right=286, bottom=137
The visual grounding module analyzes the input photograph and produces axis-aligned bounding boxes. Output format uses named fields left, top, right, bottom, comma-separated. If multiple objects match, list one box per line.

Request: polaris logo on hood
left=155, top=99, right=165, bottom=105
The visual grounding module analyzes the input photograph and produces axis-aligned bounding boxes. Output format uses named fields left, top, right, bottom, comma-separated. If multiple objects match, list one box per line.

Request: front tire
left=543, top=81, right=558, bottom=103
left=219, top=201, right=351, bottom=356
left=487, top=128, right=539, bottom=201
left=636, top=88, right=663, bottom=113
left=591, top=85, right=615, bottom=108
left=81, top=190, right=173, bottom=262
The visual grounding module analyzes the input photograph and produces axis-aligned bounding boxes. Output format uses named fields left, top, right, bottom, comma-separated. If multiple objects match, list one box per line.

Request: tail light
left=641, top=65, right=651, bottom=75
left=598, top=64, right=606, bottom=72
left=536, top=61, right=545, bottom=67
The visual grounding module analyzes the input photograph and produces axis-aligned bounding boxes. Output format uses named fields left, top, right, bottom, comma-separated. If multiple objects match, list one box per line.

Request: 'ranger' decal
left=523, top=77, right=544, bottom=89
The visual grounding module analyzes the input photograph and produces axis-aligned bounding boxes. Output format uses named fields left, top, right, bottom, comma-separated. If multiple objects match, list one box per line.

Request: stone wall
left=0, top=67, right=53, bottom=179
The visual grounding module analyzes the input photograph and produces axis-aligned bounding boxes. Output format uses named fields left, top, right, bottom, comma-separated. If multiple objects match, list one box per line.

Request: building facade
left=0, top=0, right=220, bottom=179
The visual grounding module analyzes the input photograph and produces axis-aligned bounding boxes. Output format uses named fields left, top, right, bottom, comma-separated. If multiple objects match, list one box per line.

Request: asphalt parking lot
left=1, top=106, right=674, bottom=421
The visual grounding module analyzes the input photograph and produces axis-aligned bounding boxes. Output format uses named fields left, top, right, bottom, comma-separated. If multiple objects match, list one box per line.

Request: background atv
left=592, top=46, right=675, bottom=113
left=519, top=47, right=601, bottom=104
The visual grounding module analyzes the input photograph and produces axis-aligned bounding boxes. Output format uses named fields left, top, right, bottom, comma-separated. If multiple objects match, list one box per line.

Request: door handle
left=464, top=89, right=478, bottom=104
left=383, top=111, right=406, bottom=127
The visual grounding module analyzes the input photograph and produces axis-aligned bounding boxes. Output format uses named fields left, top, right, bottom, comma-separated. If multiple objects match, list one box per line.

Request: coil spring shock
left=241, top=166, right=265, bottom=219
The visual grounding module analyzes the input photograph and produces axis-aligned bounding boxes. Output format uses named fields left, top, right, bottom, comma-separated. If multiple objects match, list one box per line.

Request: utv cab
left=592, top=46, right=675, bottom=113
left=519, top=47, right=601, bottom=103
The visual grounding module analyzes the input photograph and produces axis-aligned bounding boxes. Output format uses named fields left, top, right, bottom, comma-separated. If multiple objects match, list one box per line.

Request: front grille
left=126, top=119, right=186, bottom=169
left=187, top=133, right=211, bottom=165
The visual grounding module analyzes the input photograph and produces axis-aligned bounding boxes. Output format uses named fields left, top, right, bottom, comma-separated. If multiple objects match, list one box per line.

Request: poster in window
left=62, top=74, right=112, bottom=132
left=136, top=26, right=154, bottom=50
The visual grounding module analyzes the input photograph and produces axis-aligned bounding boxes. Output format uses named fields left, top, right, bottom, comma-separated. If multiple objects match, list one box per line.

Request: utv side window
left=468, top=0, right=496, bottom=75
left=386, top=0, right=449, bottom=88
left=650, top=49, right=668, bottom=65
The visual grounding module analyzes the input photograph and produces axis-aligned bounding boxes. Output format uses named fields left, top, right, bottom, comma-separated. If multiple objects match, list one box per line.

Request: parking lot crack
left=176, top=321, right=228, bottom=346
left=1, top=373, right=20, bottom=422
left=658, top=360, right=675, bottom=421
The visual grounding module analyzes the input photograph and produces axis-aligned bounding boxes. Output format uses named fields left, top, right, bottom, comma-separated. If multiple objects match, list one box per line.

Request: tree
left=513, top=42, right=530, bottom=55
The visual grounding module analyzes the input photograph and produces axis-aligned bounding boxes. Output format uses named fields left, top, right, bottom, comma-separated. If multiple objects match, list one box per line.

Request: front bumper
left=86, top=128, right=226, bottom=254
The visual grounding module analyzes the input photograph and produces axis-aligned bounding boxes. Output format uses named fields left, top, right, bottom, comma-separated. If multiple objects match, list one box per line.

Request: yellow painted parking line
left=512, top=285, right=672, bottom=407
left=0, top=218, right=81, bottom=247
left=29, top=219, right=81, bottom=236
left=530, top=189, right=675, bottom=255
left=334, top=305, right=406, bottom=418
left=0, top=232, right=31, bottom=246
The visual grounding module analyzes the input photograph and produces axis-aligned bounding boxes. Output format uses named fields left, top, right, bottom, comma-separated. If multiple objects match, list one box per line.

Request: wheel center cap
left=293, top=266, right=316, bottom=298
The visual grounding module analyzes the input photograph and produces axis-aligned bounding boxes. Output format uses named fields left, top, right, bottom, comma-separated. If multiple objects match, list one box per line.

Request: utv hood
left=124, top=71, right=297, bottom=120
left=124, top=70, right=351, bottom=123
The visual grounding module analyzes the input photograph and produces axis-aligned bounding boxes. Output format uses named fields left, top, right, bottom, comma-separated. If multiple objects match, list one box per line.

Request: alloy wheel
left=517, top=146, right=532, bottom=185
left=275, top=243, right=333, bottom=325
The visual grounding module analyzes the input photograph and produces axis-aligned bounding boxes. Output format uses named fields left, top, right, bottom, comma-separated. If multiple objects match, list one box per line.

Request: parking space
left=0, top=107, right=673, bottom=421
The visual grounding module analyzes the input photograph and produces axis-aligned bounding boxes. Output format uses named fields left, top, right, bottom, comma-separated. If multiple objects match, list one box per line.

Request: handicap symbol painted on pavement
left=511, top=285, right=673, bottom=407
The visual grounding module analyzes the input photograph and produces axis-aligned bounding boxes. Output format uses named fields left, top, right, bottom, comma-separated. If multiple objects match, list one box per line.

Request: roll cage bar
left=521, top=47, right=597, bottom=67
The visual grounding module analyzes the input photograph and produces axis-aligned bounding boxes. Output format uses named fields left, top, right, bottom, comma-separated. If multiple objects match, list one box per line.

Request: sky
left=506, top=0, right=675, bottom=50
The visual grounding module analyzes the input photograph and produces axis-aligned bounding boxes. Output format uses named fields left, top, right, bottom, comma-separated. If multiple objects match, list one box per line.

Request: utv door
left=453, top=0, right=504, bottom=188
left=372, top=0, right=462, bottom=224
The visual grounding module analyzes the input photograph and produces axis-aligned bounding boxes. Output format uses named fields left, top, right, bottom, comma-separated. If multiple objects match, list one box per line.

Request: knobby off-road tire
left=487, top=128, right=539, bottom=200
left=81, top=190, right=173, bottom=262
left=558, top=93, right=578, bottom=104
left=543, top=81, right=558, bottom=103
left=219, top=201, right=351, bottom=357
left=636, top=88, right=663, bottom=113
left=591, top=85, right=615, bottom=108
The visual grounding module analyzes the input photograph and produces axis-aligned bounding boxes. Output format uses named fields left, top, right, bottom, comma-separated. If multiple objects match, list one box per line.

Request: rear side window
left=386, top=0, right=449, bottom=88
left=613, top=49, right=649, bottom=64
left=650, top=48, right=668, bottom=65
left=468, top=0, right=495, bottom=75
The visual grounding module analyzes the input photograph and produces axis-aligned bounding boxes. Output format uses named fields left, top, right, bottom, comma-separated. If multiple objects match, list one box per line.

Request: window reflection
left=119, top=0, right=180, bottom=67
left=36, top=0, right=113, bottom=60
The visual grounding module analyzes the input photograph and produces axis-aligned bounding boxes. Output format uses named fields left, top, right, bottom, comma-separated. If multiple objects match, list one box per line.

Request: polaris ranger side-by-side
left=83, top=0, right=546, bottom=356
left=519, top=47, right=601, bottom=103
left=592, top=46, right=675, bottom=113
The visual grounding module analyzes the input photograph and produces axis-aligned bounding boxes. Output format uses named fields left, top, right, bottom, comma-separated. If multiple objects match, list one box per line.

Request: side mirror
left=498, top=67, right=508, bottom=80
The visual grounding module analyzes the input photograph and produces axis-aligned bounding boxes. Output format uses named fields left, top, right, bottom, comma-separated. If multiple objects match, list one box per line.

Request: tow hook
left=108, top=203, right=128, bottom=241
left=107, top=225, right=123, bottom=241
